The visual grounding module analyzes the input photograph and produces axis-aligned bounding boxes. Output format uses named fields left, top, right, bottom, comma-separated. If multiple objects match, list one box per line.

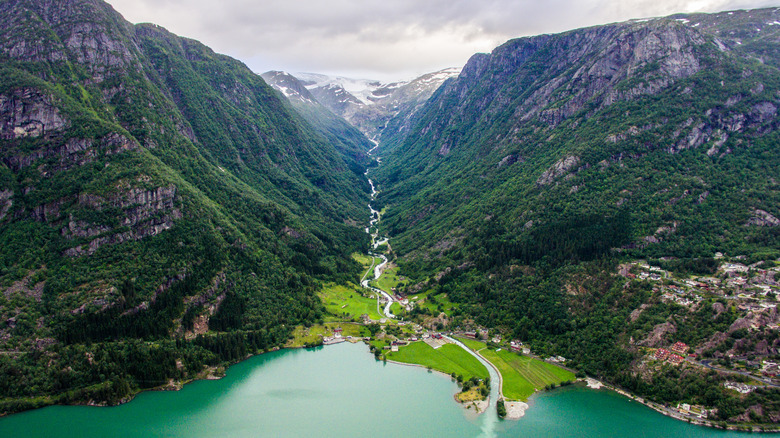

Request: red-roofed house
left=668, top=354, right=684, bottom=365
left=671, top=342, right=688, bottom=355
left=655, top=349, right=671, bottom=361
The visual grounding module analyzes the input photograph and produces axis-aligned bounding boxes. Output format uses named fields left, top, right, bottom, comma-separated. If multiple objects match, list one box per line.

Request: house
left=655, top=349, right=671, bottom=361
left=334, top=327, right=343, bottom=338
left=763, top=365, right=780, bottom=377
left=432, top=333, right=443, bottom=339
left=668, top=354, right=684, bottom=365
left=463, top=331, right=477, bottom=339
left=671, top=342, right=688, bottom=355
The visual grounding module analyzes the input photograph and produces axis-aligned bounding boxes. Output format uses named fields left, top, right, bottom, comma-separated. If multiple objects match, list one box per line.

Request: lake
left=0, top=342, right=759, bottom=437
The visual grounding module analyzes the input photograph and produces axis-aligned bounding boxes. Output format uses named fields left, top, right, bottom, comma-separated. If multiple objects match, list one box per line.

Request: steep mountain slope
left=374, top=8, right=780, bottom=423
left=0, top=0, right=368, bottom=412
left=260, top=70, right=372, bottom=169
left=377, top=10, right=779, bottom=265
left=295, top=68, right=460, bottom=139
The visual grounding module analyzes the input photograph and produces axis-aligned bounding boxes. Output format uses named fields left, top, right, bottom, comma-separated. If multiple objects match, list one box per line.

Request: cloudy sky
left=106, top=0, right=779, bottom=81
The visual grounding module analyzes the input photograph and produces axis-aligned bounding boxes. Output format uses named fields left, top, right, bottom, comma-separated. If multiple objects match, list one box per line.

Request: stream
left=361, top=140, right=396, bottom=319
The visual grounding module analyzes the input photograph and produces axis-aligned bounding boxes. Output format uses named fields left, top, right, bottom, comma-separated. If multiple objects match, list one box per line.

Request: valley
left=1, top=0, right=780, bottom=434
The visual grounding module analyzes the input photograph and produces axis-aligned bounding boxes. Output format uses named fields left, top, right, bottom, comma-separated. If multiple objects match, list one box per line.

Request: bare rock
left=746, top=209, right=780, bottom=227
left=638, top=321, right=676, bottom=347
left=537, top=156, right=579, bottom=186
left=0, top=88, right=66, bottom=139
left=0, top=189, right=12, bottom=221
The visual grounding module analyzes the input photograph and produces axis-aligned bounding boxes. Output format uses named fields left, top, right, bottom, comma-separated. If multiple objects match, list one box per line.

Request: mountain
left=373, top=8, right=780, bottom=422
left=292, top=68, right=460, bottom=139
left=260, top=70, right=372, bottom=168
left=0, top=0, right=369, bottom=412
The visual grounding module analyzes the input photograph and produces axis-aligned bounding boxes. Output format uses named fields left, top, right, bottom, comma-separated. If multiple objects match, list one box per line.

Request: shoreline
left=5, top=339, right=780, bottom=432
left=383, top=358, right=490, bottom=414
left=582, top=378, right=780, bottom=433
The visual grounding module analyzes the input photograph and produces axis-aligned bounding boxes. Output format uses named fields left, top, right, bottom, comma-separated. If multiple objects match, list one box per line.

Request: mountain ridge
left=0, top=0, right=369, bottom=413
left=268, top=68, right=460, bottom=140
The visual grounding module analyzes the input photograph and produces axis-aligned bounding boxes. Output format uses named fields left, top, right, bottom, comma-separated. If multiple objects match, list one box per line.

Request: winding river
left=360, top=140, right=396, bottom=319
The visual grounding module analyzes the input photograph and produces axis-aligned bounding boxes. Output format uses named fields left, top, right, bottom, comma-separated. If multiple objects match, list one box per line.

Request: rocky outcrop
left=0, top=189, right=12, bottom=221
left=0, top=88, right=66, bottom=139
left=4, top=132, right=137, bottom=173
left=537, top=156, right=579, bottom=186
left=638, top=321, right=676, bottom=347
left=746, top=209, right=780, bottom=227
left=514, top=21, right=704, bottom=128
left=0, top=0, right=139, bottom=71
left=63, top=185, right=181, bottom=256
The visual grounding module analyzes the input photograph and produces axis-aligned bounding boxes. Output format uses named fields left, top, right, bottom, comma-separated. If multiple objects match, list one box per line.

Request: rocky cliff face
left=0, top=88, right=67, bottom=139
left=0, top=0, right=140, bottom=71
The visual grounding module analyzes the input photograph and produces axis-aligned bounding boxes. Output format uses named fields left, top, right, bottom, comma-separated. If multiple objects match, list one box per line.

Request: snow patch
left=294, top=67, right=460, bottom=107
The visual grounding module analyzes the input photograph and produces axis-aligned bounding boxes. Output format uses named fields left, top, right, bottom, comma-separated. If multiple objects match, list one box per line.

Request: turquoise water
left=0, top=342, right=759, bottom=437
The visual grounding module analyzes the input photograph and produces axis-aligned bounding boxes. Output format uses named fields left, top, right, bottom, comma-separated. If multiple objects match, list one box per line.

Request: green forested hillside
left=374, top=8, right=780, bottom=424
left=0, top=0, right=368, bottom=412
left=260, top=70, right=373, bottom=172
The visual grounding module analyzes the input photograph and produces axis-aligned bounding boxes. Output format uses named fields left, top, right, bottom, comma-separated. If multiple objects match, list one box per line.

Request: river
left=0, top=342, right=759, bottom=437
left=361, top=140, right=395, bottom=319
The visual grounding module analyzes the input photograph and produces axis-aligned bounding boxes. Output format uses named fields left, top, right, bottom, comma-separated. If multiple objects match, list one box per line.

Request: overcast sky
left=106, top=0, right=779, bottom=81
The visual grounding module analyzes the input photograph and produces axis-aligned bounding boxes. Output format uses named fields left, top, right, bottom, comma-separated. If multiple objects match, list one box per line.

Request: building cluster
left=509, top=340, right=531, bottom=354
left=676, top=403, right=711, bottom=419
left=654, top=341, right=689, bottom=365
left=323, top=327, right=346, bottom=345
left=723, top=381, right=754, bottom=394
left=622, top=258, right=780, bottom=311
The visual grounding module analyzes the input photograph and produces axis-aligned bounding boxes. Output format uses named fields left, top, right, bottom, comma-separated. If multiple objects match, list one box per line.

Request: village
left=621, top=255, right=779, bottom=308
left=620, top=255, right=780, bottom=421
left=314, top=247, right=780, bottom=427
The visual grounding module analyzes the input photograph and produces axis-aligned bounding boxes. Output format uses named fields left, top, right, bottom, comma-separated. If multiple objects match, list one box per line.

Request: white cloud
left=105, top=0, right=779, bottom=80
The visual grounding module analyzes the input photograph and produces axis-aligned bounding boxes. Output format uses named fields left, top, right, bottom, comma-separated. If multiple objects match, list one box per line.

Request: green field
left=387, top=342, right=489, bottom=381
left=353, top=253, right=382, bottom=281
left=480, top=349, right=575, bottom=401
left=319, top=283, right=383, bottom=321
left=455, top=337, right=487, bottom=352
left=286, top=323, right=367, bottom=348
left=409, top=292, right=458, bottom=316
left=371, top=263, right=403, bottom=295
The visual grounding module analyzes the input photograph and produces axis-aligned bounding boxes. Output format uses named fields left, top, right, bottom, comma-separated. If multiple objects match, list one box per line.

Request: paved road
left=698, top=359, right=780, bottom=387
